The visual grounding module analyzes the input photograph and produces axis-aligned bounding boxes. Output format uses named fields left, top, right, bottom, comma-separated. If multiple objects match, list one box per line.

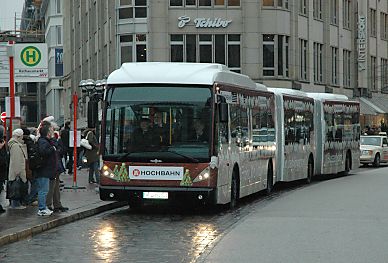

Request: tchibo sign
left=178, top=16, right=232, bottom=28
left=357, top=15, right=367, bottom=71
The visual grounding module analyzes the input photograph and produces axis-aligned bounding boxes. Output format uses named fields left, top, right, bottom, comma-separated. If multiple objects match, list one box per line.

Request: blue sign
left=55, top=48, right=63, bottom=77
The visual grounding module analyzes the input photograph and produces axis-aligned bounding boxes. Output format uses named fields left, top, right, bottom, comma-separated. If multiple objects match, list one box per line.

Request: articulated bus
left=99, top=62, right=276, bottom=207
left=99, top=62, right=360, bottom=207
left=307, top=93, right=360, bottom=175
left=267, top=88, right=315, bottom=184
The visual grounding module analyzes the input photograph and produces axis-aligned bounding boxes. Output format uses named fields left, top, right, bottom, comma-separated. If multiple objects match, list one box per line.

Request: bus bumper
left=99, top=185, right=216, bottom=205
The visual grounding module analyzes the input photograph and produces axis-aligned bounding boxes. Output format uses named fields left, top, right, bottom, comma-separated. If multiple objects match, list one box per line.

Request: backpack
left=26, top=140, right=44, bottom=170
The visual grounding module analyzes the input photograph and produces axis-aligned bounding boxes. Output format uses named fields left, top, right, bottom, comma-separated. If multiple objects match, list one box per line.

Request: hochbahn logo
left=20, top=46, right=42, bottom=67
left=133, top=169, right=141, bottom=176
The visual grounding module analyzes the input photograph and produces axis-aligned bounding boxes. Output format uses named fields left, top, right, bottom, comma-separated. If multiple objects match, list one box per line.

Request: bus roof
left=267, top=87, right=309, bottom=97
left=107, top=62, right=257, bottom=89
left=306, top=92, right=349, bottom=101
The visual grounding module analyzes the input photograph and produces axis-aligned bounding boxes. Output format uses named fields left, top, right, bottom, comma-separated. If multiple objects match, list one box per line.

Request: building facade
left=40, top=0, right=65, bottom=124
left=63, top=0, right=388, bottom=127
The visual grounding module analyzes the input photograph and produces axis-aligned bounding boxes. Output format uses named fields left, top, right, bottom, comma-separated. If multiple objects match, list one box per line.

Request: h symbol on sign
left=26, top=50, right=36, bottom=62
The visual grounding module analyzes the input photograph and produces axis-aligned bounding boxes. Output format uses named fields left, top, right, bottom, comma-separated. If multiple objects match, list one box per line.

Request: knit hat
left=12, top=128, right=24, bottom=138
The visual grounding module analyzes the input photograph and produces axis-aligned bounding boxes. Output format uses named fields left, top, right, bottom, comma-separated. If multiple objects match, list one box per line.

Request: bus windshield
left=104, top=86, right=212, bottom=163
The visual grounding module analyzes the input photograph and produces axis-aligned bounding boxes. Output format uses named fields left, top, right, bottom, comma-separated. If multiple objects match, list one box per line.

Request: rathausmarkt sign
left=178, top=16, right=232, bottom=28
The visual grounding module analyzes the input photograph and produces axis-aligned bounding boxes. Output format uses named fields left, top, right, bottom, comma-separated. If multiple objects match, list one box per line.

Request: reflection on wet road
left=0, top=180, right=310, bottom=263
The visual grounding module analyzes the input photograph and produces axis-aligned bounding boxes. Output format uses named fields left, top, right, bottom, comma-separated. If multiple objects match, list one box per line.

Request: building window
left=342, top=0, right=350, bottom=29
left=331, top=47, right=338, bottom=85
left=382, top=58, right=388, bottom=93
left=262, top=35, right=289, bottom=77
left=370, top=56, right=377, bottom=91
left=313, top=42, right=323, bottom=83
left=170, top=34, right=241, bottom=72
left=262, top=0, right=288, bottom=9
left=170, top=0, right=240, bottom=7
left=299, top=0, right=307, bottom=15
left=299, top=39, right=308, bottom=80
left=263, top=34, right=275, bottom=76
left=56, top=25, right=62, bottom=45
left=56, top=0, right=61, bottom=14
left=381, top=12, right=388, bottom=40
left=313, top=0, right=322, bottom=20
left=369, top=9, right=377, bottom=37
left=262, top=0, right=274, bottom=6
left=120, top=34, right=147, bottom=63
left=330, top=0, right=338, bottom=25
left=119, top=0, right=147, bottom=19
left=343, top=50, right=351, bottom=87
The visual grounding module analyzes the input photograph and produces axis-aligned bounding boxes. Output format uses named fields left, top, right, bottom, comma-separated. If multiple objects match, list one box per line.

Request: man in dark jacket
left=60, top=121, right=73, bottom=174
left=0, top=126, right=8, bottom=213
left=36, top=125, right=56, bottom=216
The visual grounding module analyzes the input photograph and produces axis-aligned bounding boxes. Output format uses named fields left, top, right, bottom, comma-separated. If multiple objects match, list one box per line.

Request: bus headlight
left=193, top=167, right=210, bottom=183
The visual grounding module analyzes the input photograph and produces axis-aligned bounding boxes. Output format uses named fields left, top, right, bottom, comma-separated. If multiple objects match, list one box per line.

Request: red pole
left=73, top=93, right=78, bottom=187
left=3, top=118, right=6, bottom=141
left=9, top=41, right=15, bottom=133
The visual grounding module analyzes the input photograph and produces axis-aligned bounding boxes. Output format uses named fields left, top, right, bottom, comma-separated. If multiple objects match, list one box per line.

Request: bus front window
left=104, top=86, right=212, bottom=163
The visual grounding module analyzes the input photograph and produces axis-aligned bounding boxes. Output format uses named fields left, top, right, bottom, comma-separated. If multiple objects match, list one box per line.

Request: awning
left=355, top=97, right=385, bottom=115
left=368, top=97, right=388, bottom=114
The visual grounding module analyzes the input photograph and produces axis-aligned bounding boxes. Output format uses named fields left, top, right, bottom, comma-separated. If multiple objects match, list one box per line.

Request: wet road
left=0, top=167, right=372, bottom=263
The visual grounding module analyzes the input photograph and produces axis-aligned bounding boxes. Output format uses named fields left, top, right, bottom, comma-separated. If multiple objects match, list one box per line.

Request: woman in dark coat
left=0, top=126, right=8, bottom=213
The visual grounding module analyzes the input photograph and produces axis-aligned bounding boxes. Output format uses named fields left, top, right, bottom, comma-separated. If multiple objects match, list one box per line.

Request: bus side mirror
left=219, top=102, right=228, bottom=123
left=87, top=100, right=98, bottom=128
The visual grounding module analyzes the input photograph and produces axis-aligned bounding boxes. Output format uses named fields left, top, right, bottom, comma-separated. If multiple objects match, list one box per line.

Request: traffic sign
left=1, top=112, right=6, bottom=122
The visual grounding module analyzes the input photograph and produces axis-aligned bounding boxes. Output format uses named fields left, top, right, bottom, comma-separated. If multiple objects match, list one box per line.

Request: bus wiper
left=166, top=150, right=199, bottom=163
left=119, top=150, right=154, bottom=160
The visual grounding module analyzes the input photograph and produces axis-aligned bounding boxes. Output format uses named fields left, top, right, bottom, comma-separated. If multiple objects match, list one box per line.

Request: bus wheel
left=343, top=152, right=351, bottom=175
left=306, top=156, right=314, bottom=184
left=230, top=170, right=239, bottom=209
left=266, top=162, right=273, bottom=194
left=373, top=153, right=380, bottom=168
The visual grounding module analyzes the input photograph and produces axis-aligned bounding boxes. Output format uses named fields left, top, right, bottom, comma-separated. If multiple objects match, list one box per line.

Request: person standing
left=35, top=125, right=56, bottom=216
left=84, top=128, right=100, bottom=184
left=22, top=128, right=38, bottom=206
left=60, top=121, right=73, bottom=174
left=46, top=131, right=69, bottom=212
left=7, top=129, right=28, bottom=209
left=0, top=126, right=8, bottom=213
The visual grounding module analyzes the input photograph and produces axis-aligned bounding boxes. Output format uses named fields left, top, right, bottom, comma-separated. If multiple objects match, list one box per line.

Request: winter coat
left=8, top=138, right=28, bottom=183
left=50, top=138, right=66, bottom=174
left=35, top=137, right=56, bottom=179
left=0, top=145, right=8, bottom=182
left=84, top=131, right=99, bottom=164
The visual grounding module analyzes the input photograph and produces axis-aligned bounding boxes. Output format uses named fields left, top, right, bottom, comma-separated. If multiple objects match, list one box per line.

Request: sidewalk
left=0, top=169, right=125, bottom=247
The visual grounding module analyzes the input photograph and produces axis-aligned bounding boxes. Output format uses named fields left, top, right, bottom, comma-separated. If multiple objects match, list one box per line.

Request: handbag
left=80, top=138, right=92, bottom=150
left=6, top=177, right=28, bottom=200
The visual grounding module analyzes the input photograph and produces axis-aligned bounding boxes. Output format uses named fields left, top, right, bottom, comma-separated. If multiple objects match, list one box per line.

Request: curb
left=0, top=201, right=127, bottom=247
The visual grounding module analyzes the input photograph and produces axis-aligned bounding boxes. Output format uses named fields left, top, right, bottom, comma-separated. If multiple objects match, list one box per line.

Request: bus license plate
left=143, top=192, right=169, bottom=200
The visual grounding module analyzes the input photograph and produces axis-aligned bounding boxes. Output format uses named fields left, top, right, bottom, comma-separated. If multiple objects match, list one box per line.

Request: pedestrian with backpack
left=22, top=127, right=39, bottom=205
left=35, top=124, right=56, bottom=216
